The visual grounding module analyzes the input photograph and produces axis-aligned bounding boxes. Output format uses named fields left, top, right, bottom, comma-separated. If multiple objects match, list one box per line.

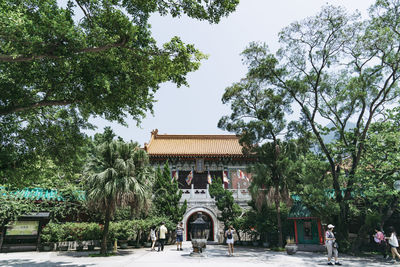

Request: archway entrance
left=186, top=212, right=214, bottom=241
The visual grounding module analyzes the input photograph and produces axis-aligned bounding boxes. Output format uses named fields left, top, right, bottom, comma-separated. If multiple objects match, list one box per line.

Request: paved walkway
left=0, top=242, right=396, bottom=267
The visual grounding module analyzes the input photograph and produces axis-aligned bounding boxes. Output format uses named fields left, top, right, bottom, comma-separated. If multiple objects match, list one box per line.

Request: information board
left=6, top=221, right=39, bottom=236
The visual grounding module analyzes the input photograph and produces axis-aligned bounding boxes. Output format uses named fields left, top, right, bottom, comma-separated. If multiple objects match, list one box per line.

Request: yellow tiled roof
left=144, top=129, right=245, bottom=157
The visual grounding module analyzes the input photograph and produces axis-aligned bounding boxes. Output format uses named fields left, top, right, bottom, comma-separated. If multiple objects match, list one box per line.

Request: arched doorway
left=186, top=212, right=214, bottom=241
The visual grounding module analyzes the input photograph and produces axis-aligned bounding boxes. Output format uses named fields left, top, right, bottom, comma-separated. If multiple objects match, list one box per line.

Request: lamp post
left=190, top=212, right=210, bottom=256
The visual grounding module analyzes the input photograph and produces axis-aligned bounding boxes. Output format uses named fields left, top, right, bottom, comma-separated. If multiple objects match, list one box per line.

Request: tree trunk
left=351, top=223, right=368, bottom=254
left=275, top=184, right=283, bottom=248
left=101, top=206, right=111, bottom=254
left=336, top=201, right=350, bottom=247
left=0, top=226, right=5, bottom=252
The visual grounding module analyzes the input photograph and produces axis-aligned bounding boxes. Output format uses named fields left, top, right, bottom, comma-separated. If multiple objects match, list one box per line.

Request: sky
left=84, top=0, right=376, bottom=146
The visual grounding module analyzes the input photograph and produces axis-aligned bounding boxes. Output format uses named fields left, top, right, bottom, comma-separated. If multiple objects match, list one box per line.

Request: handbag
left=333, top=241, right=339, bottom=249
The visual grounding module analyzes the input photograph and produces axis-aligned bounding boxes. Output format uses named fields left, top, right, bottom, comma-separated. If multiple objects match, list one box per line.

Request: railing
left=180, top=184, right=251, bottom=202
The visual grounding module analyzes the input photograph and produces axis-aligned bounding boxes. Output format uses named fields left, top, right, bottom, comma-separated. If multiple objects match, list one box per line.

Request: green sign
left=6, top=221, right=39, bottom=236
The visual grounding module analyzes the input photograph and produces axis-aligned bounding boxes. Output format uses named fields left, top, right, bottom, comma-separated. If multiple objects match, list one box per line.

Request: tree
left=153, top=163, right=187, bottom=223
left=0, top=108, right=92, bottom=186
left=350, top=107, right=400, bottom=252
left=0, top=0, right=239, bottom=185
left=84, top=140, right=153, bottom=254
left=209, top=177, right=242, bottom=233
left=247, top=141, right=297, bottom=248
left=223, top=0, right=400, bottom=245
left=218, top=52, right=296, bottom=247
left=0, top=0, right=239, bottom=117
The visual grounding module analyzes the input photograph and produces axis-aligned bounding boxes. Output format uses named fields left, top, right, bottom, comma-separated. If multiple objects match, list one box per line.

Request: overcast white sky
left=85, top=0, right=376, bottom=146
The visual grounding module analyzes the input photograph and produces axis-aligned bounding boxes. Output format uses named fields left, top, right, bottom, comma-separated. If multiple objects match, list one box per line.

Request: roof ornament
left=151, top=129, right=159, bottom=136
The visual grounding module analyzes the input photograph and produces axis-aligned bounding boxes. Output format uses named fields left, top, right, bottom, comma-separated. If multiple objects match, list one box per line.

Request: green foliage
left=209, top=177, right=241, bottom=229
left=0, top=108, right=92, bottom=187
left=40, top=217, right=175, bottom=243
left=221, top=0, right=400, bottom=245
left=84, top=139, right=154, bottom=253
left=153, top=163, right=187, bottom=224
left=0, top=188, right=36, bottom=227
left=0, top=0, right=239, bottom=186
left=41, top=222, right=102, bottom=243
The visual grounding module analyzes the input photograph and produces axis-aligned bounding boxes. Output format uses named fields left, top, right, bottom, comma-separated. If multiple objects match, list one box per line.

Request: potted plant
left=285, top=237, right=297, bottom=255
left=250, top=229, right=259, bottom=246
left=40, top=223, right=59, bottom=251
left=112, top=221, right=132, bottom=249
left=85, top=223, right=102, bottom=250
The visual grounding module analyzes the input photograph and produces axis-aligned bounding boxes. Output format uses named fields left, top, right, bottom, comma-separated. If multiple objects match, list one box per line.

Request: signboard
left=6, top=221, right=39, bottom=236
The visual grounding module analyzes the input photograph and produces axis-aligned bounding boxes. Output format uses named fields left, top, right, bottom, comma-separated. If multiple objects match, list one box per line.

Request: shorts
left=176, top=235, right=183, bottom=242
left=226, top=238, right=234, bottom=244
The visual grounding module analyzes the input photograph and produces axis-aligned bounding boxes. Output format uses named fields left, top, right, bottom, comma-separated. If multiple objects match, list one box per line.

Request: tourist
left=386, top=226, right=400, bottom=263
left=225, top=225, right=235, bottom=256
left=176, top=222, right=184, bottom=251
left=325, top=224, right=341, bottom=265
left=373, top=227, right=388, bottom=259
left=150, top=225, right=157, bottom=251
left=158, top=222, right=168, bottom=252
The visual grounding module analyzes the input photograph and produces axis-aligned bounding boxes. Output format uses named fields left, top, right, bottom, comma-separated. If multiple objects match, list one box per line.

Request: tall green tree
left=0, top=0, right=239, bottom=185
left=247, top=141, right=297, bottom=248
left=350, top=107, right=400, bottom=252
left=218, top=53, right=296, bottom=247
left=85, top=140, right=153, bottom=254
left=209, top=177, right=242, bottom=232
left=153, top=163, right=187, bottom=224
left=223, top=0, right=400, bottom=245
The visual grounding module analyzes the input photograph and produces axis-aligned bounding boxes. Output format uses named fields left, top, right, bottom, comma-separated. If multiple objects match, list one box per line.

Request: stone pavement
left=0, top=242, right=396, bottom=267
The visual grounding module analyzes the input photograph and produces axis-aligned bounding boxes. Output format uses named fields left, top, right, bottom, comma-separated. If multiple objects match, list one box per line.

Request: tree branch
left=0, top=100, right=74, bottom=115
left=0, top=40, right=127, bottom=62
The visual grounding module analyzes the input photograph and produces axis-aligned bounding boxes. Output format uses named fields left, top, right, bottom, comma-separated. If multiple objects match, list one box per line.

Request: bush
left=40, top=218, right=175, bottom=244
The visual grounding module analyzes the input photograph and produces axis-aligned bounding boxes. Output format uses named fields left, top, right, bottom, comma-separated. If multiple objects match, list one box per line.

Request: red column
left=294, top=220, right=298, bottom=244
left=317, top=219, right=323, bottom=244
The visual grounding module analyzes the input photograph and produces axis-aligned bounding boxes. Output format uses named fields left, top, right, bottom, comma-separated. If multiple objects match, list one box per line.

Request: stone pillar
left=190, top=184, right=194, bottom=199
left=237, top=182, right=241, bottom=199
left=206, top=184, right=211, bottom=199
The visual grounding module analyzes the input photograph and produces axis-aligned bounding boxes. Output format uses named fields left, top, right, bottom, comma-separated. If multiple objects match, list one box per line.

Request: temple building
left=144, top=129, right=255, bottom=241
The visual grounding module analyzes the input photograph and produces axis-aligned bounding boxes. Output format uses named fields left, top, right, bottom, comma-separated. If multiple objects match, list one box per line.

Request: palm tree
left=248, top=140, right=297, bottom=248
left=85, top=140, right=154, bottom=254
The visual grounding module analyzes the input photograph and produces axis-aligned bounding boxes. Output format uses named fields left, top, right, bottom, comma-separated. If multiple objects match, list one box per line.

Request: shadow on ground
left=0, top=259, right=94, bottom=267
left=56, top=249, right=136, bottom=258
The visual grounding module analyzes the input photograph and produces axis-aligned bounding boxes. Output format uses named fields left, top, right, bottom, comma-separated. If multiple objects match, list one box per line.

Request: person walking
left=386, top=226, right=400, bottom=263
left=158, top=222, right=168, bottom=252
left=373, top=227, right=388, bottom=259
left=325, top=224, right=342, bottom=265
left=225, top=225, right=236, bottom=256
left=176, top=222, right=184, bottom=251
left=150, top=225, right=157, bottom=251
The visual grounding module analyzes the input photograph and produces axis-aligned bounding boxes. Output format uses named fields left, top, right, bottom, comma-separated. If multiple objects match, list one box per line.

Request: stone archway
left=182, top=207, right=219, bottom=242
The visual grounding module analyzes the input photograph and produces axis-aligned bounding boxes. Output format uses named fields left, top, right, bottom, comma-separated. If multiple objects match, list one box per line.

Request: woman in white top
left=150, top=226, right=157, bottom=251
left=386, top=226, right=400, bottom=262
left=325, top=224, right=341, bottom=265
left=225, top=225, right=235, bottom=256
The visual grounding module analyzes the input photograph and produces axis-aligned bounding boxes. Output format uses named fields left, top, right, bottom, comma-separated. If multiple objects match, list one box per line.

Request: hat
left=328, top=224, right=335, bottom=229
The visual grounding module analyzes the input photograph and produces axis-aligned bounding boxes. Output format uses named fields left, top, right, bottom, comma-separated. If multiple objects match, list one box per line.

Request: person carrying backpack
left=225, top=225, right=236, bottom=256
